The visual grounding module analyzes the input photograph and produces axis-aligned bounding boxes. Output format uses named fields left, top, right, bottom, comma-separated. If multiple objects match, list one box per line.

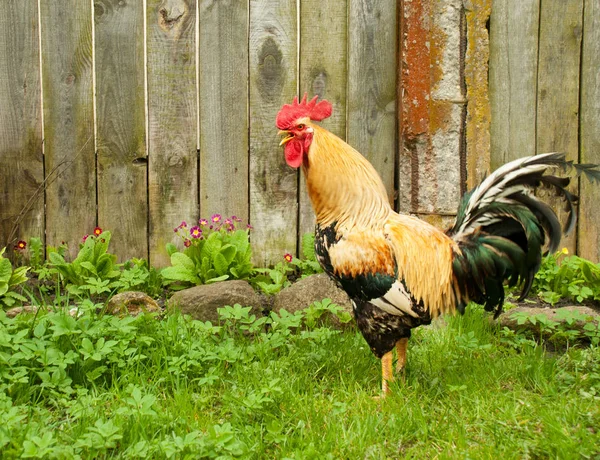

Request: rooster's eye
left=297, top=124, right=305, bottom=130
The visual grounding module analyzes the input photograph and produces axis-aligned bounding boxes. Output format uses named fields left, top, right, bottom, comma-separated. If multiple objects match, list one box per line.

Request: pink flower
left=199, top=218, right=208, bottom=226
left=82, top=234, right=90, bottom=243
left=190, top=226, right=202, bottom=239
left=211, top=214, right=221, bottom=223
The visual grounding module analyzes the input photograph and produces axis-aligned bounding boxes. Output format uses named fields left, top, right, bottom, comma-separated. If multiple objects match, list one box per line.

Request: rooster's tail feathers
left=447, top=152, right=579, bottom=317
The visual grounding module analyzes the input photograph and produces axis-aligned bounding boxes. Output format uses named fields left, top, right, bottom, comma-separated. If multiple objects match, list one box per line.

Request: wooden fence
left=1, top=0, right=599, bottom=267
left=490, top=0, right=600, bottom=262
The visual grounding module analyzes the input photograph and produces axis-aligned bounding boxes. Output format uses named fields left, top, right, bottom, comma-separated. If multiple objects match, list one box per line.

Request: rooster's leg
left=396, top=338, right=408, bottom=374
left=381, top=351, right=394, bottom=395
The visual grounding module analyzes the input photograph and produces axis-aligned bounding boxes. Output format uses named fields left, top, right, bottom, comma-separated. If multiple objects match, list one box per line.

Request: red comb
left=276, top=93, right=333, bottom=130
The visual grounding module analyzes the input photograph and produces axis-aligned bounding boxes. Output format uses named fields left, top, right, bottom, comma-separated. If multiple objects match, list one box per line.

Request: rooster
left=276, top=94, right=599, bottom=395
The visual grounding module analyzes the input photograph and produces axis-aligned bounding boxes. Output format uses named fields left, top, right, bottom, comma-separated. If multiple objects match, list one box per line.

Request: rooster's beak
left=278, top=130, right=294, bottom=146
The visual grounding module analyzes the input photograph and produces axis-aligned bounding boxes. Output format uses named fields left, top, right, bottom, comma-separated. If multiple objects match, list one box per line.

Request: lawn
left=1, top=302, right=599, bottom=459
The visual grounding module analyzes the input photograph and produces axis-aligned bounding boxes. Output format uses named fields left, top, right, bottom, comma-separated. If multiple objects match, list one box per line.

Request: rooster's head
left=276, top=94, right=332, bottom=168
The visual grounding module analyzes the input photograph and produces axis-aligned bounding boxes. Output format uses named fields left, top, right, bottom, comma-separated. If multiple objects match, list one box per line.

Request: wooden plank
left=536, top=0, right=583, bottom=254
left=147, top=0, right=198, bottom=267
left=40, top=0, right=96, bottom=259
left=579, top=0, right=600, bottom=261
left=348, top=0, right=397, bottom=203
left=198, top=0, right=249, bottom=223
left=399, top=0, right=430, bottom=214
left=489, top=0, right=540, bottom=170
left=94, top=0, right=147, bottom=262
left=298, top=0, right=348, bottom=239
left=0, top=0, right=43, bottom=253
left=249, top=0, right=298, bottom=266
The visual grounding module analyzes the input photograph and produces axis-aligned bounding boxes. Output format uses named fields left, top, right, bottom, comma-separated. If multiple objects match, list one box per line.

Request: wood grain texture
left=536, top=0, right=583, bottom=254
left=489, top=0, right=540, bottom=170
left=348, top=0, right=397, bottom=203
left=579, top=0, right=600, bottom=261
left=94, top=0, right=147, bottom=262
left=40, top=0, right=96, bottom=258
left=298, top=0, right=348, bottom=238
left=249, top=0, right=297, bottom=266
left=147, top=0, right=198, bottom=267
left=198, top=0, right=249, bottom=223
left=0, top=0, right=43, bottom=252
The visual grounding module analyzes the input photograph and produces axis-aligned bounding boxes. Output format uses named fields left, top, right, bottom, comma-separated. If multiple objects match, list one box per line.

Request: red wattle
left=284, top=140, right=304, bottom=168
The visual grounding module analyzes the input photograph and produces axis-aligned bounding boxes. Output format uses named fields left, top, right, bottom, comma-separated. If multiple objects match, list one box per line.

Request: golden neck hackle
left=302, top=124, right=392, bottom=231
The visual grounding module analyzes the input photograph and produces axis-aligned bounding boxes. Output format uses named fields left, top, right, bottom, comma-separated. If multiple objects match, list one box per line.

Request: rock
left=5, top=305, right=46, bottom=318
left=167, top=280, right=263, bottom=323
left=498, top=306, right=600, bottom=341
left=273, top=273, right=354, bottom=328
left=106, top=291, right=161, bottom=317
left=5, top=305, right=79, bottom=318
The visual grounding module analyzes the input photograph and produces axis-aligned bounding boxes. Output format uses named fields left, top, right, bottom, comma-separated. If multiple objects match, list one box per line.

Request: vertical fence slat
left=297, top=0, right=348, bottom=239
left=40, top=0, right=96, bottom=258
left=348, top=0, right=397, bottom=203
left=489, top=0, right=540, bottom=170
left=95, top=0, right=147, bottom=262
left=199, top=0, right=249, bottom=222
left=536, top=0, right=583, bottom=254
left=579, top=0, right=600, bottom=261
left=147, top=0, right=198, bottom=267
left=0, top=0, right=43, bottom=252
left=249, top=0, right=298, bottom=266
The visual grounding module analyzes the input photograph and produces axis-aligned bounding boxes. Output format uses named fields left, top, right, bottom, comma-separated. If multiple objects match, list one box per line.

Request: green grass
left=1, top=304, right=599, bottom=459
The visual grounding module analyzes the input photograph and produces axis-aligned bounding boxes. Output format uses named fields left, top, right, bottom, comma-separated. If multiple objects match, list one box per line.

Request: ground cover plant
left=1, top=224, right=599, bottom=458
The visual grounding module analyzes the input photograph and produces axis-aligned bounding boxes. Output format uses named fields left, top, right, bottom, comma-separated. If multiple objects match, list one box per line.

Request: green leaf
left=220, top=244, right=237, bottom=264
left=171, top=252, right=196, bottom=272
left=206, top=274, right=229, bottom=284
left=0, top=257, right=12, bottom=284
left=214, top=253, right=230, bottom=276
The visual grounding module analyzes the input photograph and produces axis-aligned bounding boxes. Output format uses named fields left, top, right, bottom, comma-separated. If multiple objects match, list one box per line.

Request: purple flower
left=190, top=226, right=202, bottom=239
left=224, top=218, right=232, bottom=226
left=184, top=239, right=191, bottom=247
left=211, top=214, right=221, bottom=223
left=246, top=224, right=253, bottom=231
left=231, top=215, right=242, bottom=223
left=199, top=218, right=208, bottom=226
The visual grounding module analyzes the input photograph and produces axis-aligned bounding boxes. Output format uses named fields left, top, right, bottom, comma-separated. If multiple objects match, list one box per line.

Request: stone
left=273, top=273, right=354, bottom=328
left=498, top=306, right=600, bottom=340
left=106, top=291, right=161, bottom=317
left=167, top=280, right=263, bottom=323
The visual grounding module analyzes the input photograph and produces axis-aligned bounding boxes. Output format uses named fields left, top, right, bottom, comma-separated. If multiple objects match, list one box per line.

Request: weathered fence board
left=1, top=0, right=599, bottom=265
left=249, top=0, right=298, bottom=266
left=298, top=0, right=348, bottom=237
left=94, top=0, right=148, bottom=261
left=40, top=0, right=96, bottom=258
left=579, top=0, right=600, bottom=261
left=489, top=0, right=540, bottom=170
left=0, top=0, right=43, bottom=252
left=199, top=0, right=249, bottom=222
left=536, top=0, right=583, bottom=254
left=348, top=0, right=398, bottom=204
left=147, top=0, right=198, bottom=267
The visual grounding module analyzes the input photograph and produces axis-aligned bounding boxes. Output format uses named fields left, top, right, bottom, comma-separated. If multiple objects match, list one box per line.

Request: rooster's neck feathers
left=303, top=125, right=392, bottom=230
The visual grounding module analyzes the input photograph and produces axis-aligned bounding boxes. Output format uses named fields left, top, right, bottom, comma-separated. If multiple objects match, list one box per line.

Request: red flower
left=284, top=253, right=293, bottom=263
left=93, top=227, right=103, bottom=236
left=15, top=240, right=27, bottom=250
left=82, top=234, right=89, bottom=243
left=184, top=239, right=192, bottom=247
